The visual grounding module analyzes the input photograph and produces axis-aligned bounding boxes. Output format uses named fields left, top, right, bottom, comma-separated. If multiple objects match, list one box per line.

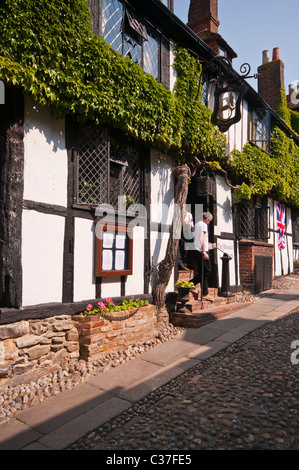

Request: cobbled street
left=69, top=310, right=299, bottom=451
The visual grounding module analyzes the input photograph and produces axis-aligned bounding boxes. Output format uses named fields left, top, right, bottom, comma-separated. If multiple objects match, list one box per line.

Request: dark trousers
left=190, top=251, right=211, bottom=296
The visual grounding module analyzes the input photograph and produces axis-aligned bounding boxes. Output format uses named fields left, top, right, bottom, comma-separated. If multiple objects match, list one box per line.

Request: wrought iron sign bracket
left=201, top=55, right=259, bottom=132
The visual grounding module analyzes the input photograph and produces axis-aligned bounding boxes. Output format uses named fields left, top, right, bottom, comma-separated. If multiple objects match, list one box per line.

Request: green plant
left=175, top=280, right=194, bottom=287
left=81, top=297, right=149, bottom=316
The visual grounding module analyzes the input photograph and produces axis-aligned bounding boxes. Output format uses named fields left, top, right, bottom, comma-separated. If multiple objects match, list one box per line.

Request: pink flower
left=105, top=297, right=114, bottom=306
left=98, top=301, right=106, bottom=311
left=85, top=304, right=93, bottom=311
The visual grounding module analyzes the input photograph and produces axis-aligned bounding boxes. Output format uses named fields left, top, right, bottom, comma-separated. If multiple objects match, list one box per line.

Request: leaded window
left=234, top=198, right=270, bottom=241
left=76, top=128, right=141, bottom=212
left=292, top=210, right=299, bottom=245
left=102, top=0, right=160, bottom=81
left=250, top=109, right=271, bottom=153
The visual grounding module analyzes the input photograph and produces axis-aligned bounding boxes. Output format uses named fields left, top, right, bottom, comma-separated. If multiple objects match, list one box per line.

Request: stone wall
left=0, top=305, right=163, bottom=389
left=0, top=315, right=79, bottom=388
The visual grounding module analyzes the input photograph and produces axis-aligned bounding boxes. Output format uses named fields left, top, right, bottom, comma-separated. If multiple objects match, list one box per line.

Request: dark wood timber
left=0, top=86, right=24, bottom=308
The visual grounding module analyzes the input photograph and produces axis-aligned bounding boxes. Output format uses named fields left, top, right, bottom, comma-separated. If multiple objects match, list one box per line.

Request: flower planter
left=72, top=305, right=158, bottom=361
left=176, top=286, right=192, bottom=302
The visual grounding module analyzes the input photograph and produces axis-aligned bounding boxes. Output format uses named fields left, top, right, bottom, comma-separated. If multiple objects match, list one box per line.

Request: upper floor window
left=250, top=108, right=271, bottom=153
left=102, top=0, right=160, bottom=81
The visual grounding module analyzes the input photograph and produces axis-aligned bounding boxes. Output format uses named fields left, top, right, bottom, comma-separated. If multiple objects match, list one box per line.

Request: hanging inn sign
left=202, top=55, right=258, bottom=132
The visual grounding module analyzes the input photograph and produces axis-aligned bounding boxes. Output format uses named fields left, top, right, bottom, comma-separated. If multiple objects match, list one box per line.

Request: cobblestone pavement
left=69, top=311, right=299, bottom=451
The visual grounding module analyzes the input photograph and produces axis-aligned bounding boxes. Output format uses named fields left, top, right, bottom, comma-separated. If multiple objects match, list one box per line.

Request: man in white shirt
left=189, top=212, right=213, bottom=300
left=178, top=209, right=194, bottom=270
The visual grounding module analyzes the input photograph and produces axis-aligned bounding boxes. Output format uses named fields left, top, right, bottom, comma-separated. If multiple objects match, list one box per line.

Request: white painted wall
left=150, top=231, right=175, bottom=293
left=23, top=97, right=68, bottom=208
left=22, top=210, right=65, bottom=306
left=225, top=99, right=249, bottom=152
left=216, top=239, right=236, bottom=289
left=125, top=226, right=145, bottom=296
left=215, top=175, right=233, bottom=233
left=73, top=218, right=96, bottom=302
left=150, top=149, right=174, bottom=225
left=150, top=149, right=175, bottom=292
left=271, top=199, right=293, bottom=276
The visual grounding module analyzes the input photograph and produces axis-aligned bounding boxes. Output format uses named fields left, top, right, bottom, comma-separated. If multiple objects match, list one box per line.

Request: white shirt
left=194, top=221, right=208, bottom=253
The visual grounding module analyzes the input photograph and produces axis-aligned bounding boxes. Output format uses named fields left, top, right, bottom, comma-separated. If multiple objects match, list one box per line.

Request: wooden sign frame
left=95, top=221, right=133, bottom=277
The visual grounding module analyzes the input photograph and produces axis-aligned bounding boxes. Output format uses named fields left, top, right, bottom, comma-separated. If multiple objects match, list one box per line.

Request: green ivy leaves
left=0, top=0, right=226, bottom=163
left=230, top=127, right=299, bottom=207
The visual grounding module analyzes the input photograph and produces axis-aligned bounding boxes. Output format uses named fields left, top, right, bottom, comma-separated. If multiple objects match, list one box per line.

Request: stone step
left=170, top=301, right=246, bottom=329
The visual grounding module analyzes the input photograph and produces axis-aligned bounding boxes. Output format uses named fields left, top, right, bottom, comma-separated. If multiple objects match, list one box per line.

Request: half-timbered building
left=0, top=0, right=298, bottom=387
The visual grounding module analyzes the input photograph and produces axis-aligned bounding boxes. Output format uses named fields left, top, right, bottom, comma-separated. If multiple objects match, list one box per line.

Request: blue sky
left=173, top=0, right=298, bottom=93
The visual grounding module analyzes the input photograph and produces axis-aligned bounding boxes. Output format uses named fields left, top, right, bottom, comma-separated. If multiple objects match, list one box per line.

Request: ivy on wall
left=0, top=0, right=225, bottom=160
left=226, top=87, right=299, bottom=207
left=0, top=0, right=298, bottom=207
left=230, top=127, right=299, bottom=207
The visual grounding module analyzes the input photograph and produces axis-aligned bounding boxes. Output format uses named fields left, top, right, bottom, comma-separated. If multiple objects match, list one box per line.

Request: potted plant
left=175, top=280, right=195, bottom=301
left=294, top=259, right=299, bottom=274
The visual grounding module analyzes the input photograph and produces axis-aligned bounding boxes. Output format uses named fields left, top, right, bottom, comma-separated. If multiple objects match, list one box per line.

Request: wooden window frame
left=95, top=221, right=133, bottom=277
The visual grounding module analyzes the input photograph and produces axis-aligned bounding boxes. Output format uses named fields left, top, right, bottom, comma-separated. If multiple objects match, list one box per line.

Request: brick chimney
left=187, top=0, right=219, bottom=36
left=187, top=0, right=237, bottom=59
left=258, top=47, right=285, bottom=110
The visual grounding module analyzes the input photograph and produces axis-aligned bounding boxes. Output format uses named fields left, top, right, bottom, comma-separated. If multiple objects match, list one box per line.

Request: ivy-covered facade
left=0, top=0, right=298, bottom=380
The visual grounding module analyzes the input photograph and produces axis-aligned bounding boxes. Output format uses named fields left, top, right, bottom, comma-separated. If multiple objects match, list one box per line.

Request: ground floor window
left=234, top=197, right=270, bottom=241
left=75, top=127, right=141, bottom=212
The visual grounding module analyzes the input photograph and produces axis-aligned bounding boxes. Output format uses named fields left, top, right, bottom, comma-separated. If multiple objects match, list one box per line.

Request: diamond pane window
left=143, top=30, right=160, bottom=80
left=101, top=0, right=161, bottom=82
left=123, top=33, right=142, bottom=65
left=76, top=128, right=141, bottom=211
left=292, top=211, right=299, bottom=245
left=235, top=199, right=269, bottom=241
left=251, top=109, right=271, bottom=153
left=77, top=129, right=109, bottom=206
left=102, top=0, right=123, bottom=54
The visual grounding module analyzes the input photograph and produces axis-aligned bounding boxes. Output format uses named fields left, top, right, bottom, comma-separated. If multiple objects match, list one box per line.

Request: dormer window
left=123, top=9, right=148, bottom=45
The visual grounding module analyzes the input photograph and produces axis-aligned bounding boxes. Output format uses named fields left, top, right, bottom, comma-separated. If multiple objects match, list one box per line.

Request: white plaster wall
left=101, top=277, right=121, bottom=299
left=150, top=150, right=175, bottom=292
left=23, top=97, right=68, bottom=207
left=287, top=208, right=294, bottom=273
left=22, top=210, right=65, bottom=306
left=225, top=99, right=249, bottom=153
left=73, top=218, right=96, bottom=302
left=216, top=239, right=236, bottom=289
left=241, top=100, right=249, bottom=149
left=169, top=42, right=176, bottom=92
left=215, top=175, right=233, bottom=233
left=150, top=149, right=174, bottom=225
left=150, top=231, right=174, bottom=293
left=272, top=200, right=291, bottom=276
left=125, top=226, right=145, bottom=296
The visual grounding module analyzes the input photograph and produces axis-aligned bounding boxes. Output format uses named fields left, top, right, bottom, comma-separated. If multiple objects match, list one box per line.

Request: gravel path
left=69, top=310, right=299, bottom=451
